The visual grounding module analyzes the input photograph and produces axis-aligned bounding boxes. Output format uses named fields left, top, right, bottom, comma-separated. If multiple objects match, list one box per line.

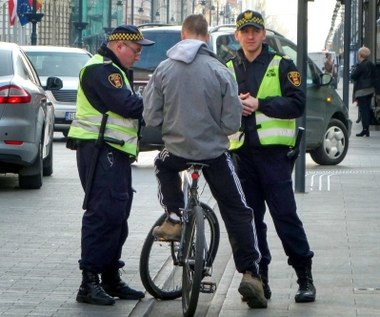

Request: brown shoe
left=152, top=219, right=181, bottom=241
left=238, top=271, right=267, bottom=308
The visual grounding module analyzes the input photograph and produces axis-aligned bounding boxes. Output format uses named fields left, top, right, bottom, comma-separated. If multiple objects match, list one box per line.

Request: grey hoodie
left=143, top=39, right=242, bottom=160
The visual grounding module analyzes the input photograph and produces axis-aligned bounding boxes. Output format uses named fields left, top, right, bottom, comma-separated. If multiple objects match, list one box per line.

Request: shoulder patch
left=108, top=73, right=123, bottom=88
left=287, top=71, right=301, bottom=87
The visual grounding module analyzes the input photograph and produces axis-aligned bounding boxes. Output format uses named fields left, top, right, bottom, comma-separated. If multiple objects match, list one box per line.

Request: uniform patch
left=287, top=71, right=301, bottom=87
left=108, top=73, right=123, bottom=88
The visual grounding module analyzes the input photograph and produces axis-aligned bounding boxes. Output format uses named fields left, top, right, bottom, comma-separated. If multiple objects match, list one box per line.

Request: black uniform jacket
left=350, top=58, right=376, bottom=100
left=232, top=43, right=305, bottom=147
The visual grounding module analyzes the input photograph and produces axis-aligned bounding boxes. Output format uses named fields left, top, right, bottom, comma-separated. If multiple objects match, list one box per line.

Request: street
left=1, top=104, right=380, bottom=316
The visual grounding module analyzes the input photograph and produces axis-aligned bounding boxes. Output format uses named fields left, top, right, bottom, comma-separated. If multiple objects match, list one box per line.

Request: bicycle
left=139, top=163, right=220, bottom=317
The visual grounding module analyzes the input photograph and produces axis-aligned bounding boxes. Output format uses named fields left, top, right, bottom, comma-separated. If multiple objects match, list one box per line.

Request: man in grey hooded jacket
left=143, top=14, right=267, bottom=309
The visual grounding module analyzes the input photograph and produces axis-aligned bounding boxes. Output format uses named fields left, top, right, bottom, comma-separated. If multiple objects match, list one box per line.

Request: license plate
left=65, top=112, right=76, bottom=121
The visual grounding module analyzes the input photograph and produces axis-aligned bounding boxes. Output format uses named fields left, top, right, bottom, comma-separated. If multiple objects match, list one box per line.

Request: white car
left=23, top=46, right=92, bottom=137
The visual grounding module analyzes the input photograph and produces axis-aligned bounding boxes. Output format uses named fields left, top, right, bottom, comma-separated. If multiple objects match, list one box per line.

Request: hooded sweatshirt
left=143, top=39, right=242, bottom=160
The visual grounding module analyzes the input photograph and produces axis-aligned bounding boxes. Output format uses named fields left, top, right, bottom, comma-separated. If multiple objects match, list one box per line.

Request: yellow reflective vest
left=68, top=55, right=139, bottom=157
left=227, top=55, right=296, bottom=150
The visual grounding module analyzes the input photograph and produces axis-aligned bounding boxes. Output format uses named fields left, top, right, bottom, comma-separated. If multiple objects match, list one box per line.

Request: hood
left=167, top=39, right=207, bottom=64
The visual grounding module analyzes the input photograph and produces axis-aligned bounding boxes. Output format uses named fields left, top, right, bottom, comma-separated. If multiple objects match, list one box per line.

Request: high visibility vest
left=68, top=54, right=139, bottom=157
left=227, top=55, right=296, bottom=149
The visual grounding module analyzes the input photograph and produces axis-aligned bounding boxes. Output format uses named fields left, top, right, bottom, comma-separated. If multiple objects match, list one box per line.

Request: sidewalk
left=209, top=101, right=380, bottom=316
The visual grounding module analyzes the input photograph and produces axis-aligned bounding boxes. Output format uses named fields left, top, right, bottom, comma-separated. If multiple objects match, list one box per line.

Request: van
left=133, top=25, right=352, bottom=166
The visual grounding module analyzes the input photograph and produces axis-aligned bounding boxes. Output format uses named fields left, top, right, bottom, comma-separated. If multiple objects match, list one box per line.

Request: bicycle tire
left=139, top=213, right=182, bottom=300
left=139, top=205, right=220, bottom=301
left=182, top=205, right=205, bottom=317
left=200, top=202, right=220, bottom=269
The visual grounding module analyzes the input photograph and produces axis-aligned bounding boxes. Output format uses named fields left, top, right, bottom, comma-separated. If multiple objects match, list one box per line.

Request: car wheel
left=309, top=118, right=349, bottom=165
left=19, top=141, right=43, bottom=189
left=43, top=140, right=53, bottom=176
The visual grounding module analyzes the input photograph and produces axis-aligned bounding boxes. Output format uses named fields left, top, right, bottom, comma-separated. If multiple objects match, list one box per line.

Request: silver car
left=22, top=46, right=92, bottom=137
left=0, top=42, right=62, bottom=189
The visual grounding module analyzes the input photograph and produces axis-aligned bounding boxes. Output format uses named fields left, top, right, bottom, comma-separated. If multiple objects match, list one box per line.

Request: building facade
left=0, top=0, right=241, bottom=51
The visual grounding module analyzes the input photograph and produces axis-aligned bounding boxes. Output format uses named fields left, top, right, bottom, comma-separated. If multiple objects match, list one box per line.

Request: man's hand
left=239, top=93, right=259, bottom=116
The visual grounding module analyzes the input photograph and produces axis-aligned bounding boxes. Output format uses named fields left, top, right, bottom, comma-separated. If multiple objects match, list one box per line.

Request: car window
left=133, top=31, right=182, bottom=70
left=20, top=51, right=41, bottom=85
left=274, top=38, right=316, bottom=86
left=215, top=34, right=239, bottom=62
left=25, top=52, right=90, bottom=77
left=0, top=50, right=13, bottom=76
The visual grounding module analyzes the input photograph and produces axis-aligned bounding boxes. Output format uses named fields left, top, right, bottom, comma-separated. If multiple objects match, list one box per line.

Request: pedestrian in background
left=228, top=10, right=316, bottom=303
left=143, top=14, right=267, bottom=309
left=67, top=24, right=154, bottom=305
left=351, top=46, right=376, bottom=137
left=324, top=52, right=338, bottom=89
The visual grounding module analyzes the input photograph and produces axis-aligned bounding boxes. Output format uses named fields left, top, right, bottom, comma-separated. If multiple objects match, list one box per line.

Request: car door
left=266, top=36, right=328, bottom=147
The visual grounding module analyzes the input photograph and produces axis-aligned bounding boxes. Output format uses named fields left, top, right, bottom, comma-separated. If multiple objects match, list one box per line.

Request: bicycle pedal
left=200, top=281, right=217, bottom=293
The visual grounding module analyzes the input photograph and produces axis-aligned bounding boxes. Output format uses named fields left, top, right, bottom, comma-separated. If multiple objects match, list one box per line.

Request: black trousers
left=76, top=142, right=133, bottom=273
left=234, top=146, right=314, bottom=270
left=154, top=148, right=261, bottom=275
left=357, top=94, right=373, bottom=130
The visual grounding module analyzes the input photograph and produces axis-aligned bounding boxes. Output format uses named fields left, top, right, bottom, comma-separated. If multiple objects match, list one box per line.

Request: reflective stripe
left=70, top=119, right=138, bottom=142
left=75, top=115, right=137, bottom=131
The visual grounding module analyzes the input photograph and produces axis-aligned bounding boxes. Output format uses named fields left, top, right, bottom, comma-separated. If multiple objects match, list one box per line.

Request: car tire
left=19, top=141, right=43, bottom=189
left=43, top=140, right=53, bottom=176
left=309, top=118, right=349, bottom=165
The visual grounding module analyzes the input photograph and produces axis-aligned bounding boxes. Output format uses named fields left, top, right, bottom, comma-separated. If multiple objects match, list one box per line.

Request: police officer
left=228, top=10, right=316, bottom=303
left=67, top=25, right=154, bottom=305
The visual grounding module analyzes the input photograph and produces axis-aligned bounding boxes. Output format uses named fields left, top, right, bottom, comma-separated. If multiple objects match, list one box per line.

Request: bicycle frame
left=139, top=163, right=220, bottom=316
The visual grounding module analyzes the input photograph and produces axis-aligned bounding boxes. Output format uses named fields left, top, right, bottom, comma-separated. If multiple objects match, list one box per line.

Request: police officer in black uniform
left=67, top=25, right=154, bottom=306
left=229, top=10, right=316, bottom=303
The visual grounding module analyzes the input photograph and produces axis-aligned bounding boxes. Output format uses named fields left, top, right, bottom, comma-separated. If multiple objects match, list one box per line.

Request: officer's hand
left=240, top=93, right=258, bottom=116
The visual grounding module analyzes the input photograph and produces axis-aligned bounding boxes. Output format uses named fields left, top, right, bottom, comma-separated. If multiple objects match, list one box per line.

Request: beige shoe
left=152, top=219, right=181, bottom=241
left=238, top=271, right=267, bottom=308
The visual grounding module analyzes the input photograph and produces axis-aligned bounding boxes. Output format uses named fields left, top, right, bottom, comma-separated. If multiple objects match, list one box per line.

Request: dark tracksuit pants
left=154, top=148, right=261, bottom=275
left=77, top=141, right=133, bottom=273
left=234, top=146, right=314, bottom=270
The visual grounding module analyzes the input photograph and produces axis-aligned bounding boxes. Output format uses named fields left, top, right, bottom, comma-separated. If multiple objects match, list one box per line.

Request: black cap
left=108, top=24, right=155, bottom=46
left=236, top=10, right=265, bottom=31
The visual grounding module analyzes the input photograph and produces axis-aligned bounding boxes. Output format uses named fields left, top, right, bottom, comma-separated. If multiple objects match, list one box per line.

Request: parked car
left=22, top=46, right=92, bottom=137
left=0, top=42, right=63, bottom=189
left=133, top=25, right=352, bottom=165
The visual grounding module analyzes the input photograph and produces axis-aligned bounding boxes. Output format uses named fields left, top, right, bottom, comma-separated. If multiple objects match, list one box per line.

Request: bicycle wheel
left=139, top=207, right=219, bottom=301
left=182, top=205, right=205, bottom=317
left=139, top=213, right=182, bottom=300
left=200, top=202, right=220, bottom=269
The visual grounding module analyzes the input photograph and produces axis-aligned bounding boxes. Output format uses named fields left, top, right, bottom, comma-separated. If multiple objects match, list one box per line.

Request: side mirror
left=44, top=76, right=63, bottom=90
left=320, top=73, right=332, bottom=86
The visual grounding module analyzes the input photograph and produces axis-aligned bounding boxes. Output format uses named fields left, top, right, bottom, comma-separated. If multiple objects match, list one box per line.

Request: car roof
left=21, top=45, right=91, bottom=54
left=209, top=25, right=282, bottom=38
left=0, top=41, right=21, bottom=50
left=139, top=25, right=182, bottom=32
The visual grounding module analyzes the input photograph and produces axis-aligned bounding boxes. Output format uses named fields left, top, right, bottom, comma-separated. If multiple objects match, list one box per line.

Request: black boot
left=76, top=270, right=115, bottom=305
left=356, top=129, right=369, bottom=137
left=259, top=266, right=272, bottom=300
left=294, top=265, right=316, bottom=303
left=101, top=270, right=145, bottom=300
